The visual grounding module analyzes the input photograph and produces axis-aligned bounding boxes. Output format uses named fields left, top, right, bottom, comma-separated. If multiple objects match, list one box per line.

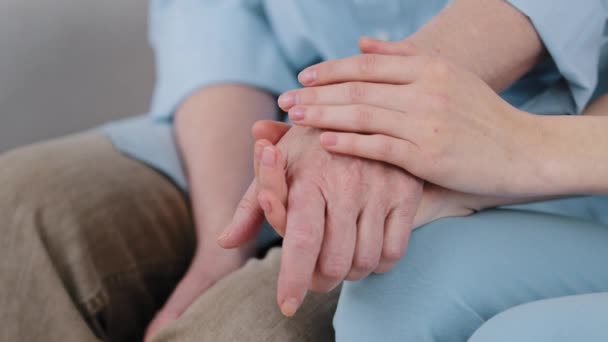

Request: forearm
left=175, top=84, right=277, bottom=250
left=449, top=95, right=608, bottom=213
left=407, top=0, right=545, bottom=91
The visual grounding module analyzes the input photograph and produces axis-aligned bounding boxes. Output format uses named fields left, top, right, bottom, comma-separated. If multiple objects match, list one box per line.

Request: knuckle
left=312, top=105, right=325, bottom=121
left=287, top=190, right=308, bottom=211
left=358, top=54, right=378, bottom=75
left=319, top=256, right=350, bottom=279
left=394, top=207, right=415, bottom=224
left=382, top=245, right=405, bottom=263
left=301, top=88, right=317, bottom=104
left=428, top=58, right=451, bottom=79
left=353, top=253, right=379, bottom=272
left=373, top=135, right=395, bottom=159
left=354, top=105, right=373, bottom=128
left=290, top=224, right=320, bottom=251
left=345, top=82, right=367, bottom=103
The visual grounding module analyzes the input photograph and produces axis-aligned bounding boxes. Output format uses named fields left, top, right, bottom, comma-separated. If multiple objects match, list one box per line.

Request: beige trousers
left=0, top=133, right=338, bottom=342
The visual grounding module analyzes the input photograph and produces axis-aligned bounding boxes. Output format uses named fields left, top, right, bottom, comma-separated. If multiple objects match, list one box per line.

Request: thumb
left=217, top=181, right=264, bottom=249
left=257, top=144, right=288, bottom=236
left=358, top=36, right=419, bottom=56
left=252, top=120, right=291, bottom=143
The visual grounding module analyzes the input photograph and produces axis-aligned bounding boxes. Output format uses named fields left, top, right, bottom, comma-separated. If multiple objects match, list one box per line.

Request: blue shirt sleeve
left=148, top=0, right=300, bottom=121
left=507, top=0, right=608, bottom=114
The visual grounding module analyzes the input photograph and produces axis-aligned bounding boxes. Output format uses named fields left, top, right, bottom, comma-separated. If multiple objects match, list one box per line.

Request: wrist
left=497, top=110, right=562, bottom=196
left=524, top=114, right=571, bottom=196
left=532, top=114, right=607, bottom=196
left=413, top=185, right=478, bottom=229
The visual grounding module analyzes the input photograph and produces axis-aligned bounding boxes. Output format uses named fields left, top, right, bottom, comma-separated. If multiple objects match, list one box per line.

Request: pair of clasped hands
left=218, top=37, right=539, bottom=316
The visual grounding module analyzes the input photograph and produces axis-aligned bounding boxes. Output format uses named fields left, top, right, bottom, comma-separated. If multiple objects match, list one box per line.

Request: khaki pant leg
left=154, top=248, right=339, bottom=342
left=0, top=133, right=195, bottom=342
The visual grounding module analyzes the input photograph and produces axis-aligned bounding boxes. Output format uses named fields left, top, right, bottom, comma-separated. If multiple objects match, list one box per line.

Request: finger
left=358, top=37, right=419, bottom=56
left=288, top=104, right=409, bottom=139
left=254, top=139, right=271, bottom=178
left=345, top=206, right=384, bottom=281
left=278, top=82, right=408, bottom=112
left=319, top=132, right=420, bottom=174
left=144, top=268, right=213, bottom=341
left=277, top=184, right=325, bottom=316
left=252, top=120, right=291, bottom=143
left=313, top=203, right=358, bottom=293
left=217, top=181, right=264, bottom=249
left=258, top=190, right=287, bottom=237
left=257, top=145, right=288, bottom=235
left=375, top=207, right=414, bottom=273
left=296, top=53, right=423, bottom=87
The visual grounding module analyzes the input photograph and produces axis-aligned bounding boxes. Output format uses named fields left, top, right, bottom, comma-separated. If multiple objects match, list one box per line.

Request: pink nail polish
left=320, top=133, right=338, bottom=146
left=278, top=93, right=295, bottom=107
left=290, top=107, right=305, bottom=121
left=298, top=69, right=317, bottom=85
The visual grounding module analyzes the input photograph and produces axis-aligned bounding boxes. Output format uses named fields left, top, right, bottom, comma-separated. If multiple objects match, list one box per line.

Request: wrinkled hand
left=251, top=120, right=476, bottom=232
left=284, top=37, right=542, bottom=197
left=219, top=123, right=423, bottom=317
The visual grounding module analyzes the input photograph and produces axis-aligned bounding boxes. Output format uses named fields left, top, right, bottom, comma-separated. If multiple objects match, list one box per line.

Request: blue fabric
left=334, top=202, right=608, bottom=342
left=468, top=293, right=608, bottom=342
left=101, top=0, right=608, bottom=190
left=97, top=2, right=608, bottom=339
left=508, top=0, right=608, bottom=113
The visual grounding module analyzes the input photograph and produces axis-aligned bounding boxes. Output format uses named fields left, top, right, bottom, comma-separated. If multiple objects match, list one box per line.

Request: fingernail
left=281, top=297, right=300, bottom=317
left=261, top=147, right=276, bottom=168
left=298, top=69, right=317, bottom=85
left=320, top=133, right=338, bottom=146
left=278, top=92, right=296, bottom=107
left=289, top=107, right=305, bottom=121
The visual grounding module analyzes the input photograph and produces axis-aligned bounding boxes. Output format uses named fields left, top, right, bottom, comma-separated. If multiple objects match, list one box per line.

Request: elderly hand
left=284, top=38, right=546, bottom=197
left=251, top=119, right=477, bottom=228
left=219, top=123, right=423, bottom=317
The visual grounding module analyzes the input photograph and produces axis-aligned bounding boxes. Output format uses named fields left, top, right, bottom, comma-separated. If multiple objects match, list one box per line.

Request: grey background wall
left=0, top=0, right=154, bottom=152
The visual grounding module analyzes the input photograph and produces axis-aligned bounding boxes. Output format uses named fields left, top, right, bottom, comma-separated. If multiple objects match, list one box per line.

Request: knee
left=333, top=211, right=556, bottom=342
left=0, top=135, right=116, bottom=249
left=334, top=216, right=498, bottom=342
left=1, top=141, right=77, bottom=233
left=469, top=293, right=608, bottom=342
left=0, top=143, right=58, bottom=230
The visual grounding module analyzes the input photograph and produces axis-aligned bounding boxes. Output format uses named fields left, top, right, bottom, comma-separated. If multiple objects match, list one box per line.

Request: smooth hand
left=219, top=124, right=423, bottom=317
left=285, top=38, right=545, bottom=197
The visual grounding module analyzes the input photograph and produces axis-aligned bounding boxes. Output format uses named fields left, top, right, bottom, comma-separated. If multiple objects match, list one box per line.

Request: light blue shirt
left=103, top=0, right=608, bottom=191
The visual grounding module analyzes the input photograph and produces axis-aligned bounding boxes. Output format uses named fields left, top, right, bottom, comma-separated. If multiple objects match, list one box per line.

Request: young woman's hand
left=280, top=42, right=550, bottom=197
